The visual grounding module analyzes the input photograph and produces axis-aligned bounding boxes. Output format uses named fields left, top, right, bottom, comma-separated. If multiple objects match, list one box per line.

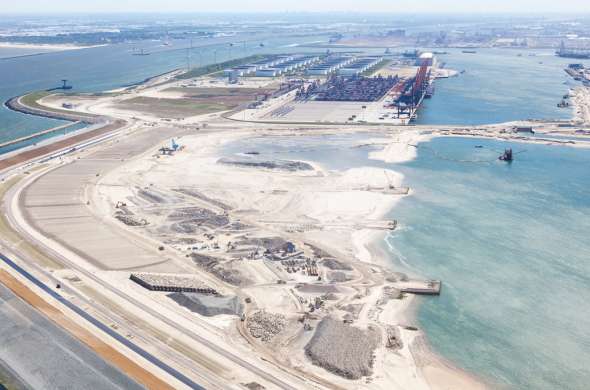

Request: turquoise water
left=222, top=133, right=590, bottom=389
left=387, top=137, right=590, bottom=390
left=416, top=48, right=583, bottom=125
left=0, top=121, right=88, bottom=155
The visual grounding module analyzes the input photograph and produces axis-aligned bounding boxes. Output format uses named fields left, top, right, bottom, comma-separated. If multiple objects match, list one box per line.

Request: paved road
left=0, top=252, right=205, bottom=390
left=11, top=126, right=303, bottom=389
left=0, top=275, right=143, bottom=390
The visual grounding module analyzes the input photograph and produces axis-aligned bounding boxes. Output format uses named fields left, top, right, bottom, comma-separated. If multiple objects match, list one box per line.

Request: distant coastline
left=0, top=42, right=106, bottom=51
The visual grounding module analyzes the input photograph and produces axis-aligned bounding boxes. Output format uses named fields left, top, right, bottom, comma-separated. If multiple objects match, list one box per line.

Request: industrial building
left=225, top=55, right=321, bottom=78
left=306, top=56, right=355, bottom=76
left=255, top=68, right=281, bottom=77
left=338, top=57, right=383, bottom=76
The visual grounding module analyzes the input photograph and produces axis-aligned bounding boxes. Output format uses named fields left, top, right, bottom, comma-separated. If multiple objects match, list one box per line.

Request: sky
left=2, top=0, right=589, bottom=14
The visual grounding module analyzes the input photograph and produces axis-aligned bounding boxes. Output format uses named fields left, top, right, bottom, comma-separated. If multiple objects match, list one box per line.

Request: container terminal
left=228, top=51, right=439, bottom=125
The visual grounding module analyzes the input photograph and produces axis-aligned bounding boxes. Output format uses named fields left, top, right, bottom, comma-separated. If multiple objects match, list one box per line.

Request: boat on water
left=462, top=50, right=477, bottom=54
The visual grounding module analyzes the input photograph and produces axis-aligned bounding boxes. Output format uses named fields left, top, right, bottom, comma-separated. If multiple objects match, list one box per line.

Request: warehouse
left=306, top=56, right=355, bottom=75
left=338, top=57, right=383, bottom=76
left=256, top=68, right=281, bottom=77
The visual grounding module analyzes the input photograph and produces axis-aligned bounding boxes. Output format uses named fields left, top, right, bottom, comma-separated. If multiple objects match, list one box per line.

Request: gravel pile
left=168, top=207, right=229, bottom=231
left=115, top=214, right=146, bottom=226
left=322, top=259, right=353, bottom=271
left=236, top=236, right=288, bottom=251
left=168, top=292, right=243, bottom=317
left=138, top=189, right=166, bottom=204
left=173, top=188, right=233, bottom=211
left=305, top=317, right=380, bottom=379
left=247, top=311, right=287, bottom=342
left=168, top=207, right=217, bottom=220
left=190, top=253, right=248, bottom=286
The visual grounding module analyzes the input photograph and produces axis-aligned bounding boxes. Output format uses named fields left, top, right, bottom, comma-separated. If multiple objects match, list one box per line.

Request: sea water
left=0, top=33, right=332, bottom=145
left=222, top=133, right=590, bottom=389
left=415, top=48, right=583, bottom=125
left=1, top=44, right=584, bottom=149
left=386, top=137, right=590, bottom=389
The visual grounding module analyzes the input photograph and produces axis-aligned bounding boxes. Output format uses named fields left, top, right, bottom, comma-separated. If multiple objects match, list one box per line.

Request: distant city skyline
left=3, top=0, right=590, bottom=14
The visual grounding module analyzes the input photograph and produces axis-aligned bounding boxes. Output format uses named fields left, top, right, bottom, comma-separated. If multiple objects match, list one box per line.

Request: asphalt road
left=0, top=252, right=205, bottom=390
left=0, top=274, right=143, bottom=390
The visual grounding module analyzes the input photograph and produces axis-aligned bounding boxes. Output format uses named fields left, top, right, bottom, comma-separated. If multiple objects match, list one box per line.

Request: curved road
left=5, top=126, right=307, bottom=390
left=0, top=251, right=204, bottom=390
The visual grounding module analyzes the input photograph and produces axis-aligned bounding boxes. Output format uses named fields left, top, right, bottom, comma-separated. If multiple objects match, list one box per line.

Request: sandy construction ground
left=86, top=121, right=484, bottom=389
left=12, top=67, right=590, bottom=389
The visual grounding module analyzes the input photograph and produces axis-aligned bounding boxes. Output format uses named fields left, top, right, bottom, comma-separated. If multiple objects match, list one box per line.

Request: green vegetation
left=175, top=54, right=270, bottom=80
left=18, top=91, right=95, bottom=119
left=19, top=90, right=52, bottom=110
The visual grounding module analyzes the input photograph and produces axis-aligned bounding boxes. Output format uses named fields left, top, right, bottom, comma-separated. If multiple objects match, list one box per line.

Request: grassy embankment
left=18, top=91, right=96, bottom=120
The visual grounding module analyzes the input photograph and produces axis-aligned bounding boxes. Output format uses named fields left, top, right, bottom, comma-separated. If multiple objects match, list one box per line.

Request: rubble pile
left=247, top=311, right=287, bottom=342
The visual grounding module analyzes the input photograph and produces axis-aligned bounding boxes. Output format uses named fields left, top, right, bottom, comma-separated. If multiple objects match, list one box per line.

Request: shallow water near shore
left=223, top=133, right=590, bottom=389
left=387, top=136, right=590, bottom=389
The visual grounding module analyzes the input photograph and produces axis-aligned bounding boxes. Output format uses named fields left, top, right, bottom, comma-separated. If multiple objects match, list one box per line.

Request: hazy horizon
left=2, top=0, right=590, bottom=15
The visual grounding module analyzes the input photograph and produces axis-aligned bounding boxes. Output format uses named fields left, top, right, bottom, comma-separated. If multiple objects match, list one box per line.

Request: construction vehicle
left=499, top=148, right=513, bottom=162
